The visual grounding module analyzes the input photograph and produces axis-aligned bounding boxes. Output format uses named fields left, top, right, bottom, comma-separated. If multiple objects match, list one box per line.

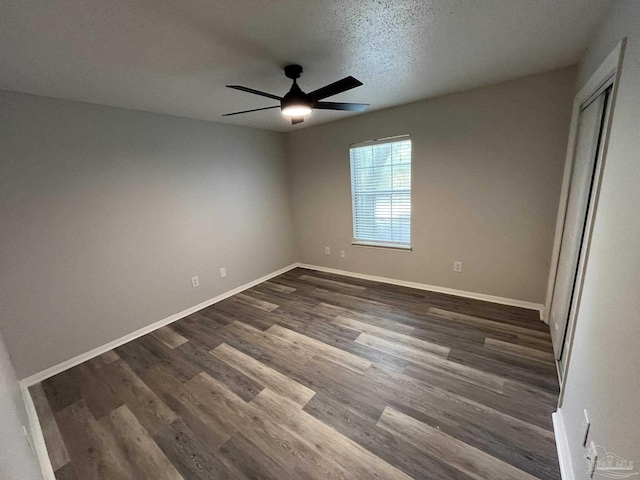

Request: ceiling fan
left=223, top=65, right=368, bottom=125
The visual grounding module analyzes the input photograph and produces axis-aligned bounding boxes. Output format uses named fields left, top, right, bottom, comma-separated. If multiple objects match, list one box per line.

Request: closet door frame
left=543, top=39, right=626, bottom=407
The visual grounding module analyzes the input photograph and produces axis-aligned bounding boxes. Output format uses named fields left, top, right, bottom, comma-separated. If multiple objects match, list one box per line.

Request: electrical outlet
left=581, top=409, right=591, bottom=446
left=325, top=247, right=331, bottom=255
left=340, top=250, right=345, bottom=258
left=219, top=268, right=227, bottom=278
left=191, top=276, right=200, bottom=288
left=454, top=261, right=463, bottom=273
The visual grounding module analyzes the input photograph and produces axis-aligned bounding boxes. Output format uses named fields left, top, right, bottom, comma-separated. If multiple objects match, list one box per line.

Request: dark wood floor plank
left=54, top=400, right=137, bottom=480
left=218, top=433, right=298, bottom=480
left=99, top=404, right=183, bottom=480
left=333, top=315, right=450, bottom=357
left=409, top=318, right=492, bottom=348
left=175, top=341, right=264, bottom=402
left=208, top=299, right=277, bottom=331
left=260, top=280, right=296, bottom=294
left=247, top=285, right=318, bottom=312
left=447, top=345, right=559, bottom=393
left=484, top=337, right=556, bottom=364
left=366, top=365, right=560, bottom=479
left=404, top=363, right=556, bottom=430
left=211, top=343, right=315, bottom=407
left=84, top=350, right=120, bottom=371
left=233, top=292, right=279, bottom=312
left=297, top=268, right=540, bottom=330
left=513, top=333, right=556, bottom=352
left=41, top=367, right=82, bottom=413
left=219, top=320, right=317, bottom=371
left=101, top=359, right=178, bottom=436
left=377, top=406, right=539, bottom=480
left=297, top=267, right=541, bottom=329
left=116, top=335, right=201, bottom=382
left=151, top=326, right=188, bottom=349
left=298, top=274, right=368, bottom=292
left=358, top=333, right=507, bottom=393
left=29, top=383, right=71, bottom=470
left=76, top=363, right=123, bottom=419
left=247, top=389, right=412, bottom=480
left=170, top=315, right=227, bottom=351
left=266, top=324, right=371, bottom=374
left=154, top=419, right=236, bottom=480
left=307, top=287, right=428, bottom=327
left=53, top=463, right=78, bottom=480
left=344, top=341, right=409, bottom=373
left=238, top=413, right=346, bottom=480
left=271, top=309, right=363, bottom=348
left=177, top=372, right=258, bottom=450
left=429, top=307, right=552, bottom=339
left=303, top=391, right=476, bottom=480
left=187, top=310, right=232, bottom=328
left=314, top=301, right=416, bottom=334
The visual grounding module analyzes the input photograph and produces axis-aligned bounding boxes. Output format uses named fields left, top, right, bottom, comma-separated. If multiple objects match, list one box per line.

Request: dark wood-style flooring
left=31, top=268, right=560, bottom=479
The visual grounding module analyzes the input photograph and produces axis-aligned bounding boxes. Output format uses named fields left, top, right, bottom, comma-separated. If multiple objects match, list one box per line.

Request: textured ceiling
left=0, top=0, right=611, bottom=132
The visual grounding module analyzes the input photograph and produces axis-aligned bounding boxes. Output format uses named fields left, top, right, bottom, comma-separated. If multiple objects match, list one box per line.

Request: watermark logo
left=585, top=444, right=638, bottom=479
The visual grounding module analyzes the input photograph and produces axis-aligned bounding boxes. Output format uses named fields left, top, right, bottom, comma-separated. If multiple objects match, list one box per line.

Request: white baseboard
left=19, top=263, right=298, bottom=388
left=553, top=411, right=575, bottom=480
left=297, top=263, right=545, bottom=316
left=21, top=383, right=56, bottom=480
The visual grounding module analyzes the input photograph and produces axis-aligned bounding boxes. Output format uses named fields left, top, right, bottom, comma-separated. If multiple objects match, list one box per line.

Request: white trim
left=21, top=383, right=56, bottom=480
left=297, top=263, right=544, bottom=314
left=543, top=40, right=625, bottom=324
left=350, top=134, right=410, bottom=148
left=351, top=241, right=412, bottom=251
left=19, top=263, right=298, bottom=388
left=553, top=411, right=575, bottom=480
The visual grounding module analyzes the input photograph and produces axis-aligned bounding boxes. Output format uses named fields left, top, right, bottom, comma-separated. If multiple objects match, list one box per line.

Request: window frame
left=349, top=135, right=413, bottom=251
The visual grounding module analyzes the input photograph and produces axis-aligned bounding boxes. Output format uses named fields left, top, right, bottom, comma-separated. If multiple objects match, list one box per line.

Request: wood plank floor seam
left=31, top=268, right=560, bottom=479
left=376, top=406, right=540, bottom=480
left=484, top=337, right=556, bottom=365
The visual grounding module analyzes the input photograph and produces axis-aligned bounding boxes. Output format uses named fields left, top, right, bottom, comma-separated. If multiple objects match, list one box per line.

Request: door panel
left=550, top=92, right=608, bottom=358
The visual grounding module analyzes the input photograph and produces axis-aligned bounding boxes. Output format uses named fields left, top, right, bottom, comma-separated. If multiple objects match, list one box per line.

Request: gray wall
left=558, top=1, right=640, bottom=476
left=0, top=91, right=294, bottom=379
left=0, top=331, right=42, bottom=479
left=0, top=67, right=577, bottom=380
left=286, top=67, right=576, bottom=304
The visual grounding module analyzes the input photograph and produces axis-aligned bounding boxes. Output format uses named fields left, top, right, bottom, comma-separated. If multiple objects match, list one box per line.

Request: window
left=350, top=136, right=411, bottom=249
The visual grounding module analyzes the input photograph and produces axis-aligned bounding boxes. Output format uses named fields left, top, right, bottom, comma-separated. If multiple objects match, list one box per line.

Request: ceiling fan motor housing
left=281, top=82, right=312, bottom=111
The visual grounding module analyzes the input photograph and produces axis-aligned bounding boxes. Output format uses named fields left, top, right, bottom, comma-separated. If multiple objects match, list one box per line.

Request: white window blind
left=350, top=137, right=411, bottom=247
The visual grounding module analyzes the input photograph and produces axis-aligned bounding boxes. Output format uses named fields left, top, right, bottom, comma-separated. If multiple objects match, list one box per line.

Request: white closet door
left=550, top=92, right=607, bottom=357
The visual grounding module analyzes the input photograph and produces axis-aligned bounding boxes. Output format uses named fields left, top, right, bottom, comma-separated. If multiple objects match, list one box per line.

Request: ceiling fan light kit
left=223, top=64, right=368, bottom=125
left=280, top=85, right=313, bottom=117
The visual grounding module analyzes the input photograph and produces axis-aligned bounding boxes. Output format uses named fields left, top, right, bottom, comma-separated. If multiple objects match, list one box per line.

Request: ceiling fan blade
left=308, top=76, right=363, bottom=100
left=222, top=105, right=280, bottom=116
left=291, top=117, right=304, bottom=125
left=314, top=102, right=369, bottom=112
left=226, top=85, right=282, bottom=101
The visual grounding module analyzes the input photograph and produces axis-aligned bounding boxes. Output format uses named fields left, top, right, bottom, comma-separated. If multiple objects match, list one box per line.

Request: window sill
left=351, top=241, right=412, bottom=251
